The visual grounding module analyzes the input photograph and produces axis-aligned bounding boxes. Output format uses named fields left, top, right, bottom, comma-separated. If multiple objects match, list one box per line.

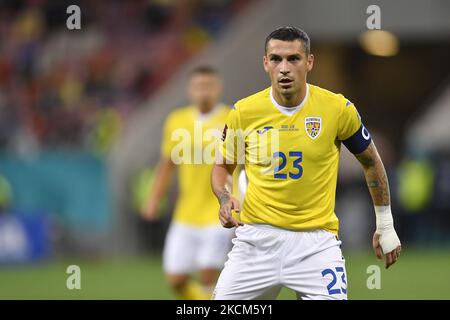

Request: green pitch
left=1, top=248, right=449, bottom=299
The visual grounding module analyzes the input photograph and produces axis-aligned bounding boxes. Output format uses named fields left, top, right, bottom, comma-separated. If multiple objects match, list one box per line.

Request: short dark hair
left=265, top=26, right=310, bottom=55
left=190, top=65, right=218, bottom=77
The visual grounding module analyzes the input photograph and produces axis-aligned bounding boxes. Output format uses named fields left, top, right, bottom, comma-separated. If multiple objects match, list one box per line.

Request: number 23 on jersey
left=273, top=151, right=303, bottom=180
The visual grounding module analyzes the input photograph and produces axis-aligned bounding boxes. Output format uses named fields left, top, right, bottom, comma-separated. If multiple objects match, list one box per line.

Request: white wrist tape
left=375, top=205, right=401, bottom=253
left=375, top=205, right=394, bottom=233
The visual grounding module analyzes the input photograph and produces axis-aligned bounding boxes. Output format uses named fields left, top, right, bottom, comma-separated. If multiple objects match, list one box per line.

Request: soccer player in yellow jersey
left=211, top=27, right=402, bottom=300
left=143, top=66, right=235, bottom=300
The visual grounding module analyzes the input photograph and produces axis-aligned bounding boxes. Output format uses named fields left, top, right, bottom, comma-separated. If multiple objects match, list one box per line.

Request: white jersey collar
left=270, top=84, right=309, bottom=116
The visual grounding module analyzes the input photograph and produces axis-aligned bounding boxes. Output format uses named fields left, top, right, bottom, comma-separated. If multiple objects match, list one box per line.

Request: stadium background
left=0, top=0, right=449, bottom=299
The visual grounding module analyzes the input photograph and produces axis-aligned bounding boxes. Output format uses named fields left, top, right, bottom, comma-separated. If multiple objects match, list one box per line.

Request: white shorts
left=163, top=222, right=234, bottom=274
left=213, top=224, right=347, bottom=300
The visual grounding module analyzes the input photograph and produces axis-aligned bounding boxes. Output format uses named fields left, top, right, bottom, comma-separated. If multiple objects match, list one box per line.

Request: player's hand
left=142, top=200, right=158, bottom=222
left=372, top=231, right=401, bottom=269
left=218, top=192, right=243, bottom=228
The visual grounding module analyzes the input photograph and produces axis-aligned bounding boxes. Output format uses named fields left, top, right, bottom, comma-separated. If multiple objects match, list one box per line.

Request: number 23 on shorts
left=321, top=267, right=347, bottom=296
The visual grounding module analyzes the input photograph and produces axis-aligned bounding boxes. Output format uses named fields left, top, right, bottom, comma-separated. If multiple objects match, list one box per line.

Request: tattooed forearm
left=211, top=162, right=236, bottom=204
left=219, top=189, right=231, bottom=206
left=355, top=142, right=390, bottom=206
left=365, top=170, right=390, bottom=205
left=367, top=181, right=380, bottom=188
left=355, top=149, right=375, bottom=167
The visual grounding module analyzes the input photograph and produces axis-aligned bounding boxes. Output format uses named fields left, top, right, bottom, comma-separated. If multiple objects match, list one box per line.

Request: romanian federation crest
left=305, top=117, right=322, bottom=139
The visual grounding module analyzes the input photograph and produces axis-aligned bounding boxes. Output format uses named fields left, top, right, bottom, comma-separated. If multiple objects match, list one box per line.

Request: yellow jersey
left=161, top=104, right=233, bottom=226
left=220, top=84, right=371, bottom=235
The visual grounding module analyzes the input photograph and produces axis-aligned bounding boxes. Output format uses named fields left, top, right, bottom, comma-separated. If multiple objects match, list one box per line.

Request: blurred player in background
left=211, top=26, right=401, bottom=300
left=142, top=66, right=236, bottom=300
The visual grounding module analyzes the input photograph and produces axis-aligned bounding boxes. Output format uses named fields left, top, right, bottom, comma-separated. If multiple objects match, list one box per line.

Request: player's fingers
left=388, top=250, right=398, bottom=268
left=385, top=254, right=390, bottom=269
left=387, top=253, right=398, bottom=269
left=231, top=198, right=241, bottom=212
left=220, top=205, right=235, bottom=226
left=219, top=205, right=231, bottom=219
left=227, top=215, right=241, bottom=228
left=375, top=246, right=383, bottom=260
left=396, top=245, right=402, bottom=257
left=391, top=248, right=398, bottom=260
left=385, top=252, right=394, bottom=269
left=372, top=235, right=383, bottom=260
left=219, top=214, right=233, bottom=228
left=234, top=220, right=244, bottom=227
left=219, top=213, right=227, bottom=226
left=230, top=199, right=243, bottom=226
left=218, top=211, right=227, bottom=225
left=219, top=208, right=230, bottom=224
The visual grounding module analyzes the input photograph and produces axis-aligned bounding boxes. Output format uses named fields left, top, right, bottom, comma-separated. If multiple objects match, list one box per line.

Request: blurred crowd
left=0, top=0, right=250, bottom=155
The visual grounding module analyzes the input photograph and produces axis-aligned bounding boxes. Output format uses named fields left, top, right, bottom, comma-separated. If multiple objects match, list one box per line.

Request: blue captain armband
left=342, top=124, right=372, bottom=154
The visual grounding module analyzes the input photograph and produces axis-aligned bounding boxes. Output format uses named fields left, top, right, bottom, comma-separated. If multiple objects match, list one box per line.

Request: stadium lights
left=359, top=30, right=399, bottom=57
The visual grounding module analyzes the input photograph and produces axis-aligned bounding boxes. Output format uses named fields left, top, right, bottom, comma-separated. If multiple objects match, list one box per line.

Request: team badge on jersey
left=305, top=117, right=322, bottom=139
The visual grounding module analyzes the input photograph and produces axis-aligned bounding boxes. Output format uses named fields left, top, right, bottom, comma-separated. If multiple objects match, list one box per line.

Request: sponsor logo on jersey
left=305, top=117, right=322, bottom=139
left=257, top=126, right=274, bottom=134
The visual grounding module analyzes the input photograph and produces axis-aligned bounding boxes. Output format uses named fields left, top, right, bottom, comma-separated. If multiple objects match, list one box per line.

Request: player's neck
left=272, top=84, right=307, bottom=108
left=197, top=104, right=215, bottom=114
left=197, top=103, right=219, bottom=121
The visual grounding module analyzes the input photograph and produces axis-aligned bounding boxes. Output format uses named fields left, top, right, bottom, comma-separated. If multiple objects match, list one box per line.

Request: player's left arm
left=354, top=141, right=402, bottom=269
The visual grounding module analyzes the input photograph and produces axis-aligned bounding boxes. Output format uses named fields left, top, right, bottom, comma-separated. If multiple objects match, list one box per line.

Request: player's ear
left=307, top=54, right=314, bottom=72
left=263, top=55, right=269, bottom=73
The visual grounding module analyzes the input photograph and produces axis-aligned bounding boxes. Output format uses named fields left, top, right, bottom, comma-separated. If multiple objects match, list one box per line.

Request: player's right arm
left=211, top=106, right=244, bottom=228
left=142, top=156, right=175, bottom=221
left=212, top=158, right=242, bottom=228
